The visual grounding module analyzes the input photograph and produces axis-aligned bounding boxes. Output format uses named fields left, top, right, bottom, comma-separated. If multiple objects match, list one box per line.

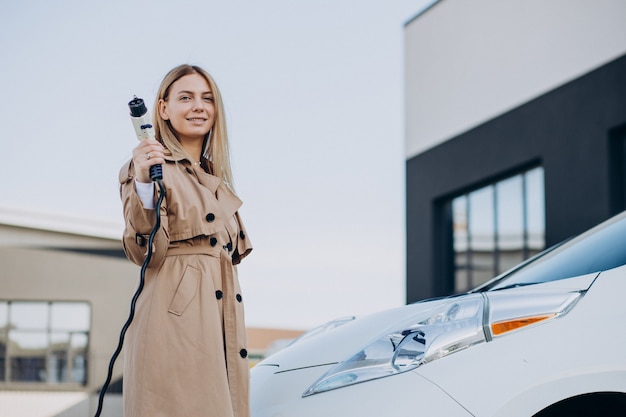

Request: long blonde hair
left=153, top=64, right=235, bottom=190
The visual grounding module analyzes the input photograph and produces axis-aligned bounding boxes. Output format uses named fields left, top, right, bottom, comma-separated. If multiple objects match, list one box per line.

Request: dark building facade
left=406, top=53, right=626, bottom=303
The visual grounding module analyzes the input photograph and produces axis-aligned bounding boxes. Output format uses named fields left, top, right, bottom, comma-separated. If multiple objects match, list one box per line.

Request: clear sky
left=0, top=0, right=434, bottom=330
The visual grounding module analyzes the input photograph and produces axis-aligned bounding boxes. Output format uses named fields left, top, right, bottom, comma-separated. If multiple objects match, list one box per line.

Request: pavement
left=0, top=392, right=122, bottom=417
left=56, top=394, right=123, bottom=417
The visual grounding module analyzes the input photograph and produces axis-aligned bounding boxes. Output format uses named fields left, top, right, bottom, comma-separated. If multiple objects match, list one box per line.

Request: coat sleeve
left=232, top=211, right=253, bottom=265
left=119, top=160, right=170, bottom=268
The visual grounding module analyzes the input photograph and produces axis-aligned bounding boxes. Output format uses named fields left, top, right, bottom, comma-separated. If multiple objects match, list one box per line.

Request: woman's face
left=159, top=72, right=216, bottom=145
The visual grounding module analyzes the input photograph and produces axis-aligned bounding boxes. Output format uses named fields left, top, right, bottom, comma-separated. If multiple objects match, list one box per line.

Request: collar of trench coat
left=119, top=148, right=253, bottom=265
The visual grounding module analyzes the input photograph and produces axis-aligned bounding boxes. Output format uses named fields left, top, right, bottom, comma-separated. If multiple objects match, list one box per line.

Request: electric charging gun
left=128, top=96, right=162, bottom=181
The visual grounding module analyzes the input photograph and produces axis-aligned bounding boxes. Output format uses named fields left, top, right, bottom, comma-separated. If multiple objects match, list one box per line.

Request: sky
left=0, top=0, right=435, bottom=330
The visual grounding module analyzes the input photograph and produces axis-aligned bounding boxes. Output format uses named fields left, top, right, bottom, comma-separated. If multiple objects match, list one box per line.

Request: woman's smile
left=187, top=117, right=208, bottom=123
left=159, top=72, right=216, bottom=145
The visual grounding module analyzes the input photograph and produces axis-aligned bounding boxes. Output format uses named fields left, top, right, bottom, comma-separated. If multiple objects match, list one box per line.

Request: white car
left=250, top=212, right=626, bottom=416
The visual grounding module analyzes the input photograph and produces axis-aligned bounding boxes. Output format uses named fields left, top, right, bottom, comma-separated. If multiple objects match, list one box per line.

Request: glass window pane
left=71, top=333, right=88, bottom=349
left=11, top=302, right=48, bottom=330
left=454, top=264, right=471, bottom=292
left=9, top=331, right=47, bottom=350
left=50, top=332, right=70, bottom=345
left=470, top=253, right=496, bottom=288
left=453, top=196, right=468, bottom=253
left=496, top=175, right=525, bottom=272
left=51, top=303, right=90, bottom=332
left=70, top=333, right=88, bottom=384
left=526, top=167, right=546, bottom=256
left=469, top=186, right=495, bottom=286
left=0, top=332, right=6, bottom=382
left=469, top=186, right=495, bottom=251
left=448, top=166, right=546, bottom=294
left=0, top=301, right=7, bottom=381
left=452, top=196, right=469, bottom=292
left=9, top=331, right=47, bottom=382
left=0, top=302, right=8, bottom=328
left=11, top=356, right=47, bottom=382
left=49, top=332, right=69, bottom=383
left=2, top=301, right=90, bottom=385
left=47, top=354, right=67, bottom=383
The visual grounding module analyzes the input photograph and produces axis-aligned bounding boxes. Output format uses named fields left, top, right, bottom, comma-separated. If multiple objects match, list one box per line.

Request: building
left=0, top=205, right=134, bottom=393
left=0, top=204, right=302, bottom=416
left=405, top=0, right=626, bottom=302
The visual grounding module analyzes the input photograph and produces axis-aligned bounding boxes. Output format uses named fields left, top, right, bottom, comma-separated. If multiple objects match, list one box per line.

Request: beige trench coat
left=119, top=152, right=252, bottom=417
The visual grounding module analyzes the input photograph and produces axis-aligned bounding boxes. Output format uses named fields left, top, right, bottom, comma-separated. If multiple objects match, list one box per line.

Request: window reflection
left=450, top=167, right=545, bottom=292
left=526, top=167, right=546, bottom=256
left=0, top=302, right=7, bottom=327
left=469, top=186, right=495, bottom=287
left=71, top=333, right=88, bottom=383
left=497, top=175, right=524, bottom=271
left=51, top=303, right=90, bottom=332
left=0, top=302, right=6, bottom=383
left=1, top=301, right=90, bottom=385
left=11, top=302, right=48, bottom=329
left=453, top=196, right=469, bottom=292
left=49, top=332, right=70, bottom=383
left=9, top=331, right=47, bottom=382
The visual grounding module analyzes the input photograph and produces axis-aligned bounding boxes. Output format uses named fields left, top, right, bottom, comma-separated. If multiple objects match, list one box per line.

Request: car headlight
left=303, top=290, right=582, bottom=397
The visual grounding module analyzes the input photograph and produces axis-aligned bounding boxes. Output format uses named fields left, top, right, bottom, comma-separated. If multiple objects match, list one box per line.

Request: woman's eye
left=180, top=96, right=191, bottom=101
left=203, top=97, right=214, bottom=102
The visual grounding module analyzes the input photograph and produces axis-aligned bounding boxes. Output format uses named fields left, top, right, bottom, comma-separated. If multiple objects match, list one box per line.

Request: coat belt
left=164, top=245, right=223, bottom=258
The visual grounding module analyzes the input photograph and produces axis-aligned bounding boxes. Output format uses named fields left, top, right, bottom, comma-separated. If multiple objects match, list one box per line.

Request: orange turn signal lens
left=491, top=314, right=556, bottom=336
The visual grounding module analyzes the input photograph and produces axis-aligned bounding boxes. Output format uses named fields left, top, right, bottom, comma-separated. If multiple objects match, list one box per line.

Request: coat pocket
left=168, top=265, right=200, bottom=316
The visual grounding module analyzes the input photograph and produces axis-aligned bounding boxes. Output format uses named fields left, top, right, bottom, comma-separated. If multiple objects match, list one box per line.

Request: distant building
left=404, top=0, right=626, bottom=302
left=0, top=204, right=301, bottom=414
left=0, top=205, right=134, bottom=395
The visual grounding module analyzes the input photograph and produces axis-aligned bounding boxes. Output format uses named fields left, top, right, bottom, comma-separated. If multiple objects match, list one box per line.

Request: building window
left=0, top=301, right=90, bottom=385
left=450, top=166, right=545, bottom=293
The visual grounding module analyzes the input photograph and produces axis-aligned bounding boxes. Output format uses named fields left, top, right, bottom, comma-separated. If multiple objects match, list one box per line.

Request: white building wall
left=405, top=0, right=626, bottom=158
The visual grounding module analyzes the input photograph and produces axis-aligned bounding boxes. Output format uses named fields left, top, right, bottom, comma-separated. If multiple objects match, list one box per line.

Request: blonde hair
left=153, top=64, right=235, bottom=190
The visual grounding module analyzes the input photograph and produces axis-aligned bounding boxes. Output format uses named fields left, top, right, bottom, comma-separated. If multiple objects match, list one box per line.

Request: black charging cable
left=94, top=177, right=165, bottom=417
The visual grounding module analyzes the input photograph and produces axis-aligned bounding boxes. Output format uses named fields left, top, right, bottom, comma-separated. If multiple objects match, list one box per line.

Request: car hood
left=256, top=273, right=597, bottom=373
left=256, top=297, right=450, bottom=372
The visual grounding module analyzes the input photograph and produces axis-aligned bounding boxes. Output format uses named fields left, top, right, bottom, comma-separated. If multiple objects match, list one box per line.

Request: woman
left=119, top=64, right=253, bottom=417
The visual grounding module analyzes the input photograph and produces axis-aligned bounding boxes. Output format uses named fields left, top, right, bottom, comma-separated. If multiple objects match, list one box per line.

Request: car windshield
left=475, top=211, right=626, bottom=292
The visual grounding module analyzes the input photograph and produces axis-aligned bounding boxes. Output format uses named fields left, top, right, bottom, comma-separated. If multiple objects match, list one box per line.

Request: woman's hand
left=132, top=139, right=165, bottom=183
